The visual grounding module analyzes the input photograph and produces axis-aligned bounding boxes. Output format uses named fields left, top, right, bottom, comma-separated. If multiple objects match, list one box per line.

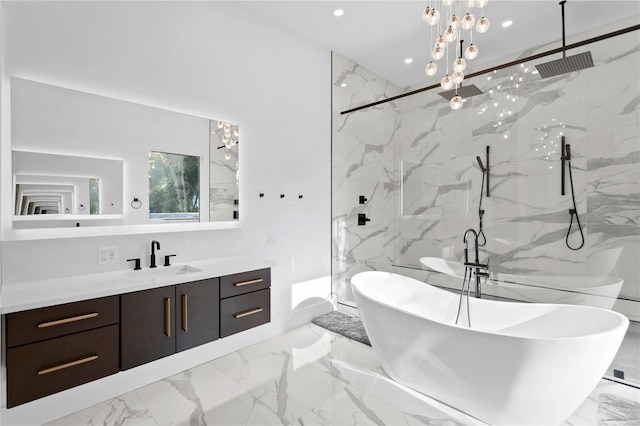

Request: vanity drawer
left=6, top=324, right=119, bottom=408
left=220, top=288, right=270, bottom=337
left=6, top=295, right=119, bottom=348
left=220, top=268, right=270, bottom=299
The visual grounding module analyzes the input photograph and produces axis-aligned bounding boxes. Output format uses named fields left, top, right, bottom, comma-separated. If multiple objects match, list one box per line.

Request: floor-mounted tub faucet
left=150, top=240, right=161, bottom=268
left=463, top=229, right=489, bottom=298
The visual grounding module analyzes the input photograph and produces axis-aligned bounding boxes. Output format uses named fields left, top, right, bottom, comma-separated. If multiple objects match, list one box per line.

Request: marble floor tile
left=563, top=379, right=640, bottom=426
left=299, top=385, right=426, bottom=425
left=267, top=323, right=383, bottom=376
left=46, top=391, right=157, bottom=426
left=48, top=322, right=640, bottom=426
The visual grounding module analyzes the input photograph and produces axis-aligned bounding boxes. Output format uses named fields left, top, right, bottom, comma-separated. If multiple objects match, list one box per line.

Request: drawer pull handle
left=38, top=313, right=99, bottom=328
left=234, top=278, right=264, bottom=287
left=182, top=294, right=188, bottom=332
left=165, top=298, right=171, bottom=337
left=38, top=355, right=98, bottom=376
left=233, top=307, right=263, bottom=319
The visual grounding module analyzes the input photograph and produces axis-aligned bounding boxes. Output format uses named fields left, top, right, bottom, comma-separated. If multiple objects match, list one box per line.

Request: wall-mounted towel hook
left=359, top=195, right=368, bottom=204
left=280, top=194, right=285, bottom=198
left=259, top=193, right=264, bottom=198
left=298, top=195, right=303, bottom=199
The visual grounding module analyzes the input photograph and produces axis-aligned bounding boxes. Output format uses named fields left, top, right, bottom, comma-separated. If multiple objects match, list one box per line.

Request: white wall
left=0, top=2, right=331, bottom=423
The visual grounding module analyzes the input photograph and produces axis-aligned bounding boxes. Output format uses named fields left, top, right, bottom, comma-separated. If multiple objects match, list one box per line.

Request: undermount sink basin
left=125, top=265, right=202, bottom=281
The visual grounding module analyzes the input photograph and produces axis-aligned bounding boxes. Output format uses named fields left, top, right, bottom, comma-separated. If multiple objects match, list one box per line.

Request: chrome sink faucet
left=150, top=240, right=161, bottom=268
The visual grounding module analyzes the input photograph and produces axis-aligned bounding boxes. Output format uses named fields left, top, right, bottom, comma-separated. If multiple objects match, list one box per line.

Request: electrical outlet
left=98, top=247, right=118, bottom=264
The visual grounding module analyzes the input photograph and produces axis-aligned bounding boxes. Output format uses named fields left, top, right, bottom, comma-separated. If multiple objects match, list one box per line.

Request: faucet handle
left=164, top=254, right=176, bottom=267
left=127, top=258, right=141, bottom=271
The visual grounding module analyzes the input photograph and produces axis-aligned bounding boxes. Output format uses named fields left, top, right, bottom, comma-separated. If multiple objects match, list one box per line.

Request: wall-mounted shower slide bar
left=485, top=146, right=490, bottom=198
left=561, top=137, right=566, bottom=195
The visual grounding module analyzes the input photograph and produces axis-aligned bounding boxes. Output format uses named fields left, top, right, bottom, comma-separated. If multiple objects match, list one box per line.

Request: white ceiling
left=239, top=1, right=640, bottom=89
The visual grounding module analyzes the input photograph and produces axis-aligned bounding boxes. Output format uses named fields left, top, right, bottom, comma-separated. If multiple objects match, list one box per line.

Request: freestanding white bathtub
left=351, top=271, right=629, bottom=425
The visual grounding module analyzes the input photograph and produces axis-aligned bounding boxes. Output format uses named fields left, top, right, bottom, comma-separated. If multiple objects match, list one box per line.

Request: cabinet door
left=176, top=278, right=220, bottom=352
left=120, top=286, right=175, bottom=370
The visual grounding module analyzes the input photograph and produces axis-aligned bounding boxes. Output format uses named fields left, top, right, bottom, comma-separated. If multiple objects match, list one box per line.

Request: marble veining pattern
left=331, top=20, right=640, bottom=387
left=48, top=323, right=640, bottom=426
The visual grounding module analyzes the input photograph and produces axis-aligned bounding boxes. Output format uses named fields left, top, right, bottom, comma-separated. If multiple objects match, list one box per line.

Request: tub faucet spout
left=462, top=228, right=488, bottom=298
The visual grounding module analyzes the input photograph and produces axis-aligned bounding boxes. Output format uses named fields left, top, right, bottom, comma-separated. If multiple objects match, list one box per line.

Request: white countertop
left=0, top=255, right=275, bottom=314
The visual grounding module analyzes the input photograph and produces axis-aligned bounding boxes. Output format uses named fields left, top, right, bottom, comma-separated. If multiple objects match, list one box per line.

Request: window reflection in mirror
left=149, top=151, right=200, bottom=222
left=90, top=178, right=100, bottom=215
left=209, top=120, right=240, bottom=221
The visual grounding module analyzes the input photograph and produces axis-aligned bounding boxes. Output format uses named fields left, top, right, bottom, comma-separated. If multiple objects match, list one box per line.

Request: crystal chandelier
left=216, top=121, right=239, bottom=160
left=422, top=0, right=491, bottom=109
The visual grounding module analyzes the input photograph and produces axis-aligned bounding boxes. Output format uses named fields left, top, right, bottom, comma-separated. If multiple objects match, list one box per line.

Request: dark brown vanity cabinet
left=4, top=268, right=269, bottom=408
left=5, top=296, right=120, bottom=408
left=220, top=268, right=271, bottom=338
left=120, top=278, right=220, bottom=369
left=120, top=285, right=176, bottom=370
left=176, top=278, right=220, bottom=352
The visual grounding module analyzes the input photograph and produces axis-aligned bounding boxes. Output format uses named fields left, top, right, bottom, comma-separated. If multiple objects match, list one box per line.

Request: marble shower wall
left=331, top=53, right=401, bottom=306
left=332, top=22, right=639, bottom=306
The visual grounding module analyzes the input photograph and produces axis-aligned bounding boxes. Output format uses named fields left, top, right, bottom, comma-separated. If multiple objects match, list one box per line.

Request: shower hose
left=566, top=154, right=585, bottom=250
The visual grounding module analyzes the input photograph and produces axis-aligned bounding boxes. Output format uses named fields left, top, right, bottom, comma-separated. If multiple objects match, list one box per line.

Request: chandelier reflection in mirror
left=422, top=0, right=490, bottom=109
left=216, top=121, right=239, bottom=160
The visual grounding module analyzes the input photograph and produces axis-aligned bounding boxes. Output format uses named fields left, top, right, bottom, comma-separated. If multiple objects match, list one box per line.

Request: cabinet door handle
left=38, top=312, right=99, bottom=328
left=234, top=278, right=263, bottom=287
left=38, top=355, right=98, bottom=375
left=182, top=294, right=188, bottom=332
left=233, top=307, right=263, bottom=319
left=165, top=298, right=171, bottom=337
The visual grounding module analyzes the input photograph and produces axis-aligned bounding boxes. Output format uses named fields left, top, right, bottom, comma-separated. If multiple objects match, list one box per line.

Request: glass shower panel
left=331, top=52, right=401, bottom=308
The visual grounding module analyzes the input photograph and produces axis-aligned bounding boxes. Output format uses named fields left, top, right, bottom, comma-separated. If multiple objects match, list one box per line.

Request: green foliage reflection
left=149, top=152, right=200, bottom=220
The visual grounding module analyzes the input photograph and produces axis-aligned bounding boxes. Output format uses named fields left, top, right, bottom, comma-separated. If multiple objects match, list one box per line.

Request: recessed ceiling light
left=404, top=57, right=414, bottom=64
left=334, top=9, right=344, bottom=17
left=340, top=83, right=347, bottom=87
left=502, top=20, right=513, bottom=28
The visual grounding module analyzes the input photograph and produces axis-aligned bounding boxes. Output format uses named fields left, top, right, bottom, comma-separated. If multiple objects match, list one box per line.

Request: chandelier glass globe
left=461, top=13, right=476, bottom=30
left=450, top=95, right=464, bottom=110
left=425, top=61, right=438, bottom=76
left=431, top=45, right=446, bottom=60
left=443, top=0, right=455, bottom=6
left=464, top=43, right=479, bottom=60
left=426, top=8, right=440, bottom=25
left=476, top=16, right=490, bottom=33
left=452, top=70, right=465, bottom=84
left=477, top=0, right=490, bottom=7
left=441, top=74, right=454, bottom=90
left=421, top=8, right=431, bottom=22
left=466, top=0, right=478, bottom=7
left=435, top=35, right=447, bottom=48
left=443, top=25, right=457, bottom=42
left=448, top=15, right=460, bottom=30
left=453, top=57, right=467, bottom=72
left=224, top=149, right=231, bottom=161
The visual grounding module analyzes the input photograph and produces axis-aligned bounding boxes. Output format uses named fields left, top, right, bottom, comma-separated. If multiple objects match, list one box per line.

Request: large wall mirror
left=9, top=77, right=239, bottom=231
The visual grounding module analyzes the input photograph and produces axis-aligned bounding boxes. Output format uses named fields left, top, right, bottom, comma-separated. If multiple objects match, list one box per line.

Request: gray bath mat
left=312, top=311, right=371, bottom=346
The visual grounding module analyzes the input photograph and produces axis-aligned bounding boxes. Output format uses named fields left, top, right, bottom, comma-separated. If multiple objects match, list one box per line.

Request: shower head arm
left=560, top=1, right=567, bottom=58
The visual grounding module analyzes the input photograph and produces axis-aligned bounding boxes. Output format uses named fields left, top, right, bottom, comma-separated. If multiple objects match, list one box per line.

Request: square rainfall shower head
left=438, top=84, right=484, bottom=101
left=535, top=51, right=594, bottom=79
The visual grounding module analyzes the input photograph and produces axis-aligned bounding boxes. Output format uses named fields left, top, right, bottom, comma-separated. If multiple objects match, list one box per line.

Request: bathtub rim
left=351, top=270, right=629, bottom=341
